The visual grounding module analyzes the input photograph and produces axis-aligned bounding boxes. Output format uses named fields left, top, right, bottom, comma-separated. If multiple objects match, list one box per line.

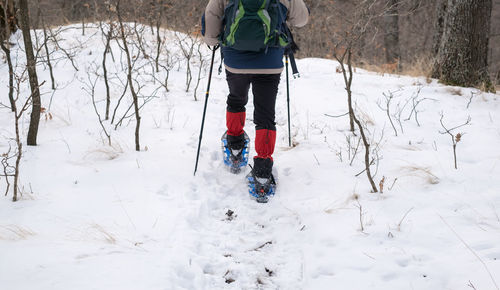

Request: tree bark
left=19, top=0, right=42, bottom=145
left=0, top=42, right=14, bottom=111
left=432, top=0, right=448, bottom=57
left=1, top=0, right=17, bottom=41
left=383, top=0, right=400, bottom=68
left=432, top=0, right=495, bottom=92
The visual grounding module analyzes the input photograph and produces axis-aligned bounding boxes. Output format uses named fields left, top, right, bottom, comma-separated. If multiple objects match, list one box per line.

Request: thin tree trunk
left=13, top=125, right=21, bottom=202
left=347, top=49, right=355, bottom=132
left=117, top=2, right=141, bottom=151
left=0, top=42, right=14, bottom=111
left=103, top=24, right=112, bottom=120
left=42, top=24, right=55, bottom=90
left=82, top=13, right=85, bottom=36
left=353, top=113, right=378, bottom=193
left=349, top=38, right=378, bottom=193
left=335, top=48, right=355, bottom=132
left=19, top=0, right=41, bottom=146
left=155, top=17, right=161, bottom=73
left=0, top=1, right=15, bottom=119
left=336, top=45, right=378, bottom=193
left=37, top=0, right=55, bottom=90
left=155, top=0, right=164, bottom=73
left=383, top=0, right=400, bottom=68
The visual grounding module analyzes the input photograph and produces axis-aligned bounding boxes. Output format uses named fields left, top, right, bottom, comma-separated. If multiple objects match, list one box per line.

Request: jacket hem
left=225, top=65, right=284, bottom=75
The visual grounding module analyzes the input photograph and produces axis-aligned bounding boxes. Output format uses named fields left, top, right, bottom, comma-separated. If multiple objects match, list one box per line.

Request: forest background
left=18, top=0, right=500, bottom=86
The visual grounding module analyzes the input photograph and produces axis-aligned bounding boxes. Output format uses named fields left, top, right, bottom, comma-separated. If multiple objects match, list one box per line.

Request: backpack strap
left=265, top=0, right=271, bottom=11
left=277, top=2, right=300, bottom=77
left=232, top=0, right=240, bottom=23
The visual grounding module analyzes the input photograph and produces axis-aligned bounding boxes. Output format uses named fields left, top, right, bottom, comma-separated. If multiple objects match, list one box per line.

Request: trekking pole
left=194, top=45, right=218, bottom=176
left=285, top=54, right=292, bottom=147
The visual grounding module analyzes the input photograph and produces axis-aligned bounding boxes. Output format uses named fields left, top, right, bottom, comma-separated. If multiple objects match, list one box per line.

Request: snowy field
left=1, top=25, right=500, bottom=290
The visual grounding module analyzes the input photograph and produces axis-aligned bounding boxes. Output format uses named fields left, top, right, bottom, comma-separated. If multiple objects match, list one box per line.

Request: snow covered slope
left=1, top=25, right=499, bottom=290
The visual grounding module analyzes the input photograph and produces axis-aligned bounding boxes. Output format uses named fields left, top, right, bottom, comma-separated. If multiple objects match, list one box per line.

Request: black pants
left=226, top=70, right=281, bottom=131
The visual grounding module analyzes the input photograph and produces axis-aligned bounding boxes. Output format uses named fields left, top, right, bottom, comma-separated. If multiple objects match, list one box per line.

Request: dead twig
left=439, top=113, right=471, bottom=169
left=252, top=241, right=273, bottom=251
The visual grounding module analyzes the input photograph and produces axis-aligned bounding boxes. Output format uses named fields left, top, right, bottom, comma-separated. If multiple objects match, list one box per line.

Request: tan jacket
left=204, top=0, right=309, bottom=74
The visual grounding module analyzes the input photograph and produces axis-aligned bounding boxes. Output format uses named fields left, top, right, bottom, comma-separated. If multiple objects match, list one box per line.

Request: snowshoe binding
left=221, top=131, right=250, bottom=174
left=247, top=166, right=276, bottom=203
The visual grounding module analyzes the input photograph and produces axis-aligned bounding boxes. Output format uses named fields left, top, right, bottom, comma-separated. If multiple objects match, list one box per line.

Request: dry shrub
left=447, top=87, right=463, bottom=96
left=400, top=166, right=440, bottom=185
left=84, top=142, right=124, bottom=161
left=355, top=106, right=375, bottom=126
left=89, top=223, right=116, bottom=244
left=0, top=224, right=36, bottom=240
left=356, top=61, right=398, bottom=76
left=357, top=55, right=433, bottom=78
left=479, top=80, right=498, bottom=94
left=401, top=55, right=434, bottom=78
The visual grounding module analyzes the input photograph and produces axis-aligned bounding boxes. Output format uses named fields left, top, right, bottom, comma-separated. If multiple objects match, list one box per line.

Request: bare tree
left=439, top=113, right=471, bottom=169
left=0, top=0, right=16, bottom=112
left=331, top=0, right=383, bottom=192
left=19, top=0, right=42, bottom=146
left=0, top=0, right=17, bottom=112
left=81, top=63, right=112, bottom=146
left=354, top=113, right=379, bottom=193
left=193, top=41, right=207, bottom=101
left=377, top=89, right=399, bottom=136
left=117, top=0, right=142, bottom=151
left=1, top=70, right=44, bottom=201
left=10, top=0, right=500, bottom=78
left=37, top=0, right=56, bottom=90
left=100, top=19, right=114, bottom=120
left=154, top=0, right=166, bottom=73
left=334, top=47, right=356, bottom=132
left=48, top=27, right=80, bottom=72
left=176, top=32, right=196, bottom=93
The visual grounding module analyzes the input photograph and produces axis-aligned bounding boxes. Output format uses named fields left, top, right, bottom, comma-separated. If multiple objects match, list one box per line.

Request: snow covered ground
left=1, top=25, right=499, bottom=290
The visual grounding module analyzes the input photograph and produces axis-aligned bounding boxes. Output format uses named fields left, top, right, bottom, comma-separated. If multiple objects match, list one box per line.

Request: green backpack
left=221, top=0, right=289, bottom=52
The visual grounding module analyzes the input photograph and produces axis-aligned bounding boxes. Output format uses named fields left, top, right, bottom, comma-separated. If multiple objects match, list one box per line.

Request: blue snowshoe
left=221, top=131, right=250, bottom=174
left=247, top=170, right=276, bottom=203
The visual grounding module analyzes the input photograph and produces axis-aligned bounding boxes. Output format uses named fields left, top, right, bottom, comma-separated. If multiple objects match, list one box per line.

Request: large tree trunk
left=383, top=0, right=400, bottom=68
left=19, top=0, right=42, bottom=145
left=432, top=0, right=495, bottom=92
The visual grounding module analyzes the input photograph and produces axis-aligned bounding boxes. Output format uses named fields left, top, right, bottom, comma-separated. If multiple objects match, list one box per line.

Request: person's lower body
left=225, top=70, right=281, bottom=178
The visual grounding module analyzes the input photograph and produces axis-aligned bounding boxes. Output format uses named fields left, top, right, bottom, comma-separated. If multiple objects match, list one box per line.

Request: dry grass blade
left=400, top=166, right=440, bottom=184
left=0, top=224, right=36, bottom=240
left=439, top=215, right=499, bottom=290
